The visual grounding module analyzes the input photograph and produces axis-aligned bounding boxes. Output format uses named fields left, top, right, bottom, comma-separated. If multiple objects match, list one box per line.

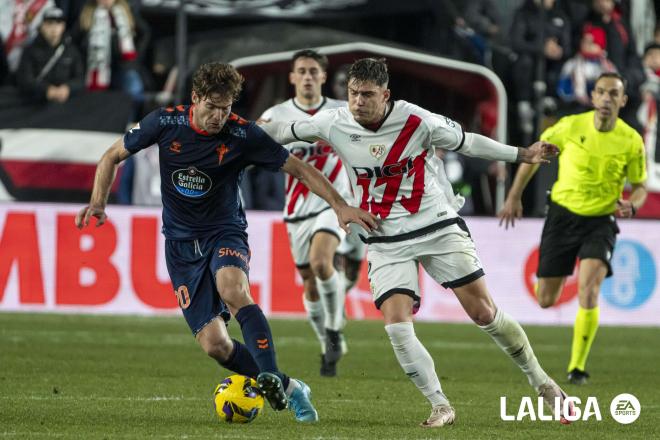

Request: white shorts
left=286, top=208, right=346, bottom=267
left=367, top=219, right=484, bottom=312
left=337, top=230, right=367, bottom=262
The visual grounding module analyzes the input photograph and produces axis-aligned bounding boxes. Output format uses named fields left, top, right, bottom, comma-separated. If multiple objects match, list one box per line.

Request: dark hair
left=595, top=72, right=628, bottom=91
left=291, top=49, right=328, bottom=71
left=644, top=42, right=660, bottom=55
left=192, top=62, right=244, bottom=102
left=347, top=58, right=389, bottom=87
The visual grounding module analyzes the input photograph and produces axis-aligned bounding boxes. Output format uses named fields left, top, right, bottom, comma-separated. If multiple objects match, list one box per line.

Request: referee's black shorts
left=537, top=200, right=619, bottom=278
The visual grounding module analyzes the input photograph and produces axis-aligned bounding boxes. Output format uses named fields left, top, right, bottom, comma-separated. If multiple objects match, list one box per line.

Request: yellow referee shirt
left=540, top=111, right=647, bottom=216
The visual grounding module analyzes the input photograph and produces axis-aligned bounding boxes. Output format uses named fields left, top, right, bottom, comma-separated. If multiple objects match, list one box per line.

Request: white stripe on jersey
left=260, top=97, right=352, bottom=220
left=290, top=100, right=466, bottom=240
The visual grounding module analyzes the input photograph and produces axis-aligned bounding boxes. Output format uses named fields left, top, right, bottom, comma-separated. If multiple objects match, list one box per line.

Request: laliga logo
left=500, top=396, right=601, bottom=422
left=500, top=393, right=641, bottom=423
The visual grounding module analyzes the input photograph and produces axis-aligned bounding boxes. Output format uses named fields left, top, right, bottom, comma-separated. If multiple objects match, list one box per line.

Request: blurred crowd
left=1, top=0, right=658, bottom=214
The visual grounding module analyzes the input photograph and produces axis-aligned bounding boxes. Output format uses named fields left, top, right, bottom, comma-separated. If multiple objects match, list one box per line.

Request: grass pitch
left=0, top=313, right=658, bottom=439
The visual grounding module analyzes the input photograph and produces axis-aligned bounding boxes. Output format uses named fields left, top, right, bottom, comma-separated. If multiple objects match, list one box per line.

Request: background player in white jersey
left=262, top=58, right=575, bottom=428
left=259, top=50, right=353, bottom=376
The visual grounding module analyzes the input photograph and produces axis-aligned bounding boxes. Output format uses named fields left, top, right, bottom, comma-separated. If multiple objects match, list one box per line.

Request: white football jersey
left=260, top=97, right=352, bottom=220
left=291, top=100, right=466, bottom=241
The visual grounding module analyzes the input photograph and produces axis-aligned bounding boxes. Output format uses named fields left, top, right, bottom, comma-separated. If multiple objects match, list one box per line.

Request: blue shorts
left=165, top=230, right=251, bottom=336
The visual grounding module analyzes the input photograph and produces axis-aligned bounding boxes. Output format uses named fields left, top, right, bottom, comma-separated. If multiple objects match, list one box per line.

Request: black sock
left=235, top=304, right=289, bottom=388
left=219, top=339, right=260, bottom=378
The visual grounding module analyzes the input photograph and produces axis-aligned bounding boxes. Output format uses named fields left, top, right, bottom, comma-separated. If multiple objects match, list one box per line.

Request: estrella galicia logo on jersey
left=171, top=166, right=212, bottom=197
left=601, top=240, right=656, bottom=309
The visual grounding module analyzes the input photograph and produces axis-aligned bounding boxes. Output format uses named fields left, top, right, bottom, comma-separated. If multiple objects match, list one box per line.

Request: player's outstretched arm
left=281, top=154, right=377, bottom=233
left=75, top=139, right=131, bottom=229
left=259, top=120, right=322, bottom=145
left=460, top=133, right=559, bottom=164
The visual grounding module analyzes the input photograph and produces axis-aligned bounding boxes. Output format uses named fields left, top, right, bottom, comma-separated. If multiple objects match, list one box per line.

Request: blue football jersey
left=123, top=105, right=290, bottom=239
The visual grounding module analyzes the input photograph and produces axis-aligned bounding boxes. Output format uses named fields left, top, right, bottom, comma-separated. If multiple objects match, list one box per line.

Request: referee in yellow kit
left=498, top=72, right=648, bottom=385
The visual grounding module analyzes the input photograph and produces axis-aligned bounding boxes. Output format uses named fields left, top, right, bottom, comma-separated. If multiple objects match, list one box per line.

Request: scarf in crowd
left=85, top=4, right=137, bottom=90
left=570, top=55, right=616, bottom=103
left=3, top=0, right=52, bottom=71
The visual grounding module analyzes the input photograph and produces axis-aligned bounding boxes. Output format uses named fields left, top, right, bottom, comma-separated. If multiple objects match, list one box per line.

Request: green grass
left=0, top=313, right=658, bottom=439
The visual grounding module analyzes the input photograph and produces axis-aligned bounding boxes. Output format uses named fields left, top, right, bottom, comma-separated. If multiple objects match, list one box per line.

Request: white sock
left=317, top=271, right=346, bottom=331
left=285, top=378, right=300, bottom=397
left=480, top=309, right=549, bottom=391
left=302, top=295, right=326, bottom=353
left=385, top=322, right=449, bottom=407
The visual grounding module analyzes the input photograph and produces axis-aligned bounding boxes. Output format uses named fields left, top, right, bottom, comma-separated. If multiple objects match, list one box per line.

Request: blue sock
left=220, top=339, right=260, bottom=378
left=235, top=304, right=289, bottom=388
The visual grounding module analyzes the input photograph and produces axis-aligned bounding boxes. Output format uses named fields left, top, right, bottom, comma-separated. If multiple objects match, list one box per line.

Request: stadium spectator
left=580, top=0, right=645, bottom=126
left=258, top=50, right=360, bottom=377
left=0, top=0, right=55, bottom=74
left=75, top=61, right=377, bottom=423
left=639, top=42, right=660, bottom=101
left=510, top=0, right=572, bottom=137
left=331, top=64, right=349, bottom=101
left=459, top=0, right=502, bottom=67
left=15, top=7, right=84, bottom=104
left=557, top=25, right=617, bottom=110
left=0, top=34, right=8, bottom=85
left=618, top=0, right=656, bottom=56
left=636, top=43, right=660, bottom=179
left=499, top=72, right=647, bottom=386
left=262, top=57, right=575, bottom=428
left=116, top=148, right=161, bottom=206
left=74, top=0, right=150, bottom=122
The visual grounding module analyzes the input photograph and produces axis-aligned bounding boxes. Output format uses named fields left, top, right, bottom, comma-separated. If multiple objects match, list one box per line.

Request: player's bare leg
left=196, top=317, right=260, bottom=378
left=380, top=294, right=454, bottom=427
left=453, top=277, right=574, bottom=423
left=309, top=231, right=345, bottom=371
left=536, top=276, right=566, bottom=309
left=567, top=259, right=606, bottom=385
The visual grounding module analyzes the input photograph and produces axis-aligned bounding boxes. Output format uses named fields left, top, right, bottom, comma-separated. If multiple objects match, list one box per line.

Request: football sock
left=480, top=309, right=549, bottom=391
left=285, top=377, right=301, bottom=397
left=302, top=295, right=326, bottom=353
left=317, top=271, right=346, bottom=331
left=385, top=322, right=449, bottom=407
left=235, top=304, right=289, bottom=389
left=568, top=306, right=599, bottom=372
left=219, top=339, right=260, bottom=378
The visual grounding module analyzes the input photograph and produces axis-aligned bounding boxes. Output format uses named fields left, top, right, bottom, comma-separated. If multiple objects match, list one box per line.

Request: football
left=213, top=375, right=265, bottom=423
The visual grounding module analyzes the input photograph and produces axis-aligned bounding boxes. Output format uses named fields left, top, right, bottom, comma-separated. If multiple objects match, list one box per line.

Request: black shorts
left=165, top=230, right=250, bottom=336
left=537, top=201, right=619, bottom=278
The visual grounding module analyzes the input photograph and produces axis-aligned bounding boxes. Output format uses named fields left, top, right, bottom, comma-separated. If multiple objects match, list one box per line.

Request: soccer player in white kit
left=262, top=58, right=575, bottom=427
left=259, top=50, right=358, bottom=376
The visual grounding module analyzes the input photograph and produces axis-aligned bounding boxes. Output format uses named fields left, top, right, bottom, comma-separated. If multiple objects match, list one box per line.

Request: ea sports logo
left=610, top=393, right=640, bottom=424
left=523, top=247, right=578, bottom=306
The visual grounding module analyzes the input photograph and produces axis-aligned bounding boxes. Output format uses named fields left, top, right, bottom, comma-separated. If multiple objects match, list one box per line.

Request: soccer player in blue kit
left=75, top=62, right=377, bottom=423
